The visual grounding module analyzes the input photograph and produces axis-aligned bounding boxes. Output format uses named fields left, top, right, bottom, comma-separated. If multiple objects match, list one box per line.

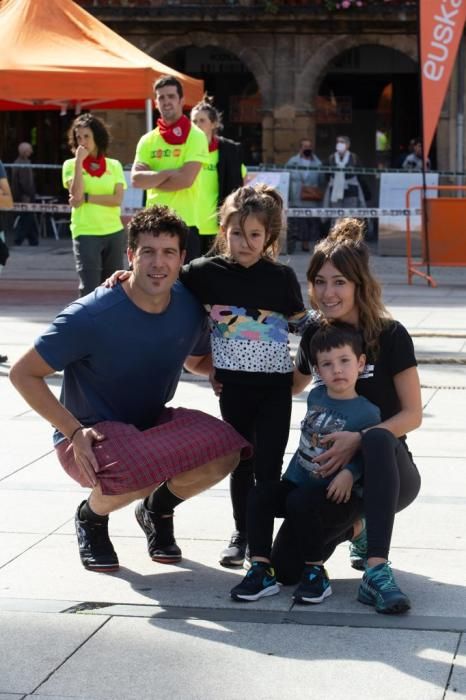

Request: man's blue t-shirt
left=35, top=282, right=210, bottom=445
left=284, top=384, right=381, bottom=488
left=0, top=161, right=6, bottom=179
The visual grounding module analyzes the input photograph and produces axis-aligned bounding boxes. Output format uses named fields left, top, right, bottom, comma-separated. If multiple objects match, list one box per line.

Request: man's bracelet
left=69, top=426, right=85, bottom=442
left=84, top=193, right=89, bottom=203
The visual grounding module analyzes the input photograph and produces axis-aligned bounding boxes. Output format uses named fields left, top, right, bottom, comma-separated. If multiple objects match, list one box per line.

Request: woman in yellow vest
left=191, top=96, right=246, bottom=255
left=63, top=114, right=126, bottom=296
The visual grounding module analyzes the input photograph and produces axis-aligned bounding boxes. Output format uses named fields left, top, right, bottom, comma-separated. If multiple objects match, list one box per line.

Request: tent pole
left=145, top=98, right=153, bottom=131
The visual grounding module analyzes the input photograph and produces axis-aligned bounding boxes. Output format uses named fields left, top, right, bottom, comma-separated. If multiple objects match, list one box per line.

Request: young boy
left=230, top=320, right=381, bottom=605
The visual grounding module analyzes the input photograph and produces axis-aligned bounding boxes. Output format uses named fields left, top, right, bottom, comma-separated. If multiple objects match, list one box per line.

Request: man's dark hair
left=154, top=75, right=183, bottom=99
left=309, top=320, right=364, bottom=366
left=127, top=205, right=188, bottom=252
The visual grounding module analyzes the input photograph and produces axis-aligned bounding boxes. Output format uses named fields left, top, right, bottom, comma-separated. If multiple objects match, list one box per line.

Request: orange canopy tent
left=0, top=0, right=203, bottom=122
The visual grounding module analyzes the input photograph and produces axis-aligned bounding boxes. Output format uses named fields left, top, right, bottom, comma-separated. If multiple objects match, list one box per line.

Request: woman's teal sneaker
left=349, top=518, right=367, bottom=571
left=358, top=562, right=411, bottom=614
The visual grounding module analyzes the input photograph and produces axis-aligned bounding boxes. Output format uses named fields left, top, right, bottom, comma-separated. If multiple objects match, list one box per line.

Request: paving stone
left=446, top=634, right=466, bottom=698
left=0, top=611, right=106, bottom=695
left=37, top=617, right=459, bottom=700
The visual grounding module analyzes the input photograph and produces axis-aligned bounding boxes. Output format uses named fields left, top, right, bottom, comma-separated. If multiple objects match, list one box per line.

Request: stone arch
left=296, top=34, right=417, bottom=109
left=144, top=32, right=272, bottom=108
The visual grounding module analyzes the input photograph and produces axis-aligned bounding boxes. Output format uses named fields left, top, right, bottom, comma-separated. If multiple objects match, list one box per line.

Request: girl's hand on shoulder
left=103, top=269, right=132, bottom=288
left=312, top=430, right=360, bottom=478
left=326, top=469, right=353, bottom=503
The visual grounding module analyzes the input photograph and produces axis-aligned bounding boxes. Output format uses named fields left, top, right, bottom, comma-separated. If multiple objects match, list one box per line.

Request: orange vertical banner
left=420, top=0, right=466, bottom=161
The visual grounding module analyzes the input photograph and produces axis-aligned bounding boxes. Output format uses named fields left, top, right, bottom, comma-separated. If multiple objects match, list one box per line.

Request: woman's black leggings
left=219, top=382, right=292, bottom=534
left=361, top=428, right=420, bottom=559
left=271, top=428, right=421, bottom=585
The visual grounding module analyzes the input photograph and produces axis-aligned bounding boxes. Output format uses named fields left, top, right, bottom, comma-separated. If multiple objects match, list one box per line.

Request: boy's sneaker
left=293, top=564, right=332, bottom=604
left=135, top=500, right=182, bottom=564
left=231, top=561, right=280, bottom=601
left=358, top=562, right=411, bottom=614
left=219, top=531, right=247, bottom=568
left=349, top=518, right=367, bottom=571
left=74, top=501, right=119, bottom=572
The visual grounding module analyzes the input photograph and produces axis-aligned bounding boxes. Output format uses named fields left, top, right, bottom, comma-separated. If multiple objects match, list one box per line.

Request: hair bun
left=251, top=183, right=284, bottom=210
left=328, top=218, right=365, bottom=244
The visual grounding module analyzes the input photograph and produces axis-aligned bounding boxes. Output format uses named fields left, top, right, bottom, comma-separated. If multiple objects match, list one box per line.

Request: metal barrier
left=0, top=163, right=463, bottom=236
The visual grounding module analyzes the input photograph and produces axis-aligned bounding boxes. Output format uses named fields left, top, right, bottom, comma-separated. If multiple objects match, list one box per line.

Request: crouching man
left=10, top=206, right=250, bottom=572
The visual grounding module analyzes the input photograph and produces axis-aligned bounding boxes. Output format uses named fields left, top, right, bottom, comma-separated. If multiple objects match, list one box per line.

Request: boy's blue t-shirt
left=284, top=384, right=381, bottom=488
left=35, top=282, right=210, bottom=445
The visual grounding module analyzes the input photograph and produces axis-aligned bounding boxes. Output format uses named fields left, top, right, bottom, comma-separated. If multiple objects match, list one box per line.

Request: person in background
left=132, top=75, right=209, bottom=262
left=402, top=139, right=430, bottom=171
left=191, top=95, right=246, bottom=255
left=285, top=138, right=323, bottom=252
left=0, top=157, right=13, bottom=272
left=396, top=137, right=416, bottom=168
left=11, top=142, right=38, bottom=247
left=0, top=159, right=13, bottom=213
left=323, top=135, right=366, bottom=212
left=63, top=114, right=126, bottom=297
left=0, top=158, right=13, bottom=362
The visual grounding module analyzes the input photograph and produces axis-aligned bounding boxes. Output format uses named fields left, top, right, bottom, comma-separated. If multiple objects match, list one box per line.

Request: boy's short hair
left=309, top=320, right=364, bottom=365
left=127, top=205, right=188, bottom=252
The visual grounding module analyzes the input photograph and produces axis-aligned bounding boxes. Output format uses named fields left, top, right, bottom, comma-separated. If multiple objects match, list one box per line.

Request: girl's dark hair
left=306, top=218, right=390, bottom=356
left=309, top=319, right=364, bottom=366
left=191, top=94, right=223, bottom=132
left=67, top=114, right=110, bottom=157
left=215, top=184, right=285, bottom=259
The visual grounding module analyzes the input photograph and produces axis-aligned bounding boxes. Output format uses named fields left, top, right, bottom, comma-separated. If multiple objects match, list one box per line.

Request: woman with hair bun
left=63, top=113, right=126, bottom=296
left=271, top=217, right=422, bottom=614
left=191, top=96, right=246, bottom=255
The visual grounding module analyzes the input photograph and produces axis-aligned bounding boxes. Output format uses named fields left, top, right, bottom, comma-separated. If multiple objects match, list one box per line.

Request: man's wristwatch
left=84, top=193, right=89, bottom=203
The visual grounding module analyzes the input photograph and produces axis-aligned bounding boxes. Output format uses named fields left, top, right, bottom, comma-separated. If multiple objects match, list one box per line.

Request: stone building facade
left=73, top=0, right=462, bottom=173
left=1, top=1, right=462, bottom=176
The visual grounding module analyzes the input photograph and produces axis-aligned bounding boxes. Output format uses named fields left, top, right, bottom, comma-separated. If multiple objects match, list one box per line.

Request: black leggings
left=271, top=428, right=420, bottom=585
left=361, top=428, right=420, bottom=559
left=219, top=382, right=292, bottom=534
left=248, top=479, right=359, bottom=564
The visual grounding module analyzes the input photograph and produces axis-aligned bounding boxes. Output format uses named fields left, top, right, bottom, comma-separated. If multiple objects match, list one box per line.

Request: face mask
left=302, top=149, right=312, bottom=157
left=336, top=142, right=347, bottom=154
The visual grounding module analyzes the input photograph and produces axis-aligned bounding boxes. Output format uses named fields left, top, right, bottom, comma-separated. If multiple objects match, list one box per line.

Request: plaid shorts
left=55, top=407, right=252, bottom=495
